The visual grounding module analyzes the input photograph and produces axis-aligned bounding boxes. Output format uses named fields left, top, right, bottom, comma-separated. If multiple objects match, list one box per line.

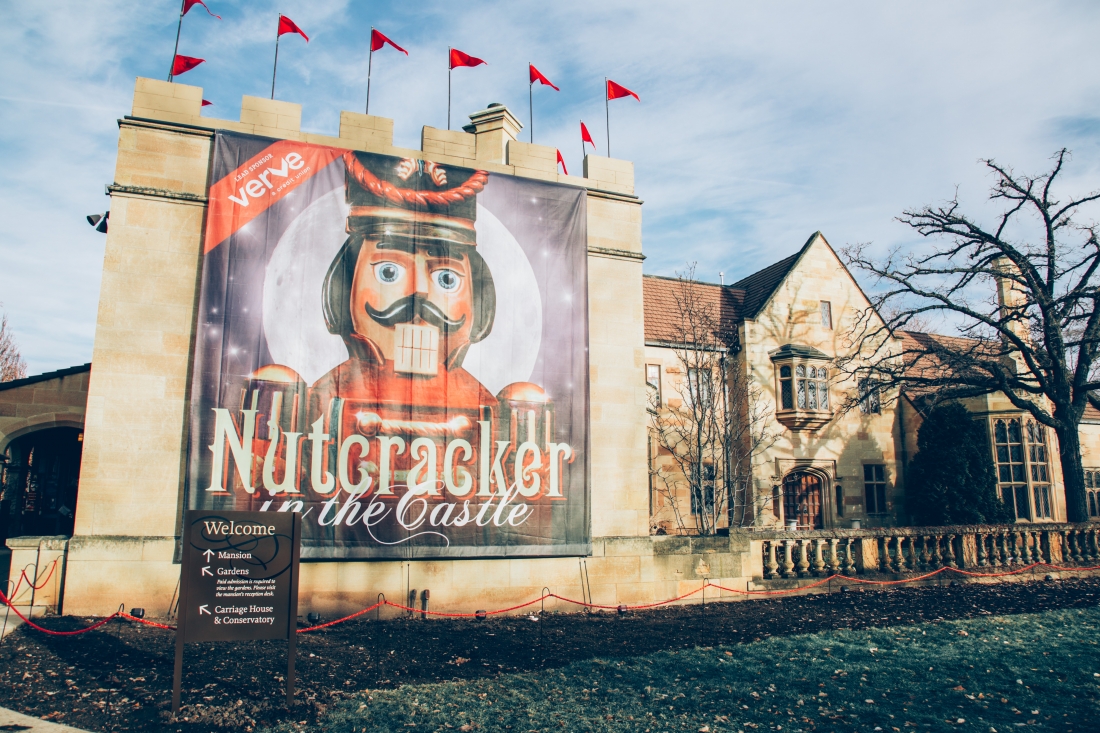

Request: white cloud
left=2, top=0, right=1099, bottom=372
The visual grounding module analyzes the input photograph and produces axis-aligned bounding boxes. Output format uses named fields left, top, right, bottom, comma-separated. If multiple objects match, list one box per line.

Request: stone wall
left=0, top=365, right=90, bottom=453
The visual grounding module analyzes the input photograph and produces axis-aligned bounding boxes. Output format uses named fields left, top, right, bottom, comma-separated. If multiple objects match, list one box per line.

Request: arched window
left=779, top=365, right=793, bottom=409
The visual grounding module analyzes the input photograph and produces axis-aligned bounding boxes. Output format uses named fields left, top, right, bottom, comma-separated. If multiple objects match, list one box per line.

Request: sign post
left=172, top=510, right=301, bottom=713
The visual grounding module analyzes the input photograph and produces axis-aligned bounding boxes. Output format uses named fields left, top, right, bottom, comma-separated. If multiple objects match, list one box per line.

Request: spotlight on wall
left=86, top=211, right=109, bottom=233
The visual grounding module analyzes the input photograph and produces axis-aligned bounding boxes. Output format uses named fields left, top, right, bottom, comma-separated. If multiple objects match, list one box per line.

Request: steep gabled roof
left=731, top=231, right=819, bottom=319
left=642, top=275, right=744, bottom=347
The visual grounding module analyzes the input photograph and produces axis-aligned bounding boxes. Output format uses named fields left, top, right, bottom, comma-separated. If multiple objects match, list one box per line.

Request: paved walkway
left=0, top=705, right=92, bottom=732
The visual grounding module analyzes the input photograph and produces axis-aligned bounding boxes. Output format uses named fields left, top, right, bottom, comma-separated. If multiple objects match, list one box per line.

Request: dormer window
left=771, top=344, right=833, bottom=431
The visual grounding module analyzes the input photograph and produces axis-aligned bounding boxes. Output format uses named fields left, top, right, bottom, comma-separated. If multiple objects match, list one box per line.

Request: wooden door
left=783, top=471, right=823, bottom=529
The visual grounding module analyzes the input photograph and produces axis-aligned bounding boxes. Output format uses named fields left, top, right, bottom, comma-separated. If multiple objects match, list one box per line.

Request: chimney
left=992, top=256, right=1031, bottom=344
left=465, top=103, right=522, bottom=165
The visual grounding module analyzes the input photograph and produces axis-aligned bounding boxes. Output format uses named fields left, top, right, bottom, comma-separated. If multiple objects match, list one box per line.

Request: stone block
left=506, top=140, right=557, bottom=174
left=240, top=96, right=301, bottom=133
left=583, top=155, right=635, bottom=193
left=421, top=127, right=476, bottom=160
left=339, top=112, right=394, bottom=149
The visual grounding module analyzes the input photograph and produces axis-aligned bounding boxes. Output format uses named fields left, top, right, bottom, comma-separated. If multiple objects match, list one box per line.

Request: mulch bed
left=0, top=575, right=1096, bottom=732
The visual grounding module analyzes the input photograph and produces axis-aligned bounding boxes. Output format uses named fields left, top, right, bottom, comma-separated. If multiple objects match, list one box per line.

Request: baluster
left=1022, top=531, right=1034, bottom=565
left=944, top=534, right=957, bottom=569
left=781, top=539, right=796, bottom=577
left=765, top=540, right=780, bottom=579
left=892, top=535, right=904, bottom=573
left=878, top=537, right=890, bottom=573
left=931, top=535, right=943, bottom=568
left=988, top=532, right=1001, bottom=567
left=1059, top=529, right=1073, bottom=566
left=1036, top=530, right=1050, bottom=564
left=902, top=536, right=915, bottom=571
left=1072, top=529, right=1085, bottom=563
left=976, top=532, right=988, bottom=567
left=843, top=538, right=857, bottom=574
left=1009, top=531, right=1021, bottom=565
left=919, top=535, right=932, bottom=570
left=796, top=539, right=811, bottom=577
left=827, top=539, right=841, bottom=573
left=998, top=530, right=1012, bottom=563
left=811, top=539, right=826, bottom=576
left=1082, top=528, right=1095, bottom=563
left=1088, top=529, right=1100, bottom=563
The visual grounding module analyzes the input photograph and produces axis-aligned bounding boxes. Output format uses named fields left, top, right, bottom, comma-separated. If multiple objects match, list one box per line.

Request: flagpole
left=529, top=63, right=533, bottom=143
left=169, top=0, right=186, bottom=81
left=365, top=27, right=375, bottom=114
left=447, top=48, right=452, bottom=131
left=604, top=77, right=610, bottom=158
left=271, top=18, right=281, bottom=100
left=580, top=122, right=584, bottom=162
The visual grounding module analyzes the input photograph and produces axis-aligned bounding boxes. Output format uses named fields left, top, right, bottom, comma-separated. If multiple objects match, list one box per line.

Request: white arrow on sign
left=199, top=604, right=211, bottom=615
left=201, top=566, right=213, bottom=577
left=203, top=549, right=215, bottom=561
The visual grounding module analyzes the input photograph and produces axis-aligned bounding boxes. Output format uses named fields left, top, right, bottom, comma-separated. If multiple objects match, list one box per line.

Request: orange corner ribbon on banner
left=204, top=140, right=344, bottom=253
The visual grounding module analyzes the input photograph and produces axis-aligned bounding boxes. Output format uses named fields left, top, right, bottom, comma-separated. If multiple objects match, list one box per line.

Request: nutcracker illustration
left=241, top=151, right=557, bottom=507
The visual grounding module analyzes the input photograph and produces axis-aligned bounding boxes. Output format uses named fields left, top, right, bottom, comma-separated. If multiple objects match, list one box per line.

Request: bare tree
left=0, top=308, right=27, bottom=382
left=840, top=150, right=1100, bottom=522
left=649, top=265, right=776, bottom=534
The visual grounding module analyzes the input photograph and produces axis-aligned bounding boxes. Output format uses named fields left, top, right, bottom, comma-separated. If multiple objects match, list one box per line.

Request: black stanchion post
left=377, top=593, right=385, bottom=622
left=0, top=581, right=12, bottom=643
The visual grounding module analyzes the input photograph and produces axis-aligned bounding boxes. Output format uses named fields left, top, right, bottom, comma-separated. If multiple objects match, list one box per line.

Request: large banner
left=185, top=131, right=589, bottom=559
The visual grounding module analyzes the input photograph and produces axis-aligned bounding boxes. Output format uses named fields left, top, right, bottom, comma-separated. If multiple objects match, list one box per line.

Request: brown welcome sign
left=172, top=510, right=302, bottom=712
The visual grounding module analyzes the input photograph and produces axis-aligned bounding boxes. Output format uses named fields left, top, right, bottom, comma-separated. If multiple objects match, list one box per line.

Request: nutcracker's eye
left=374, top=262, right=404, bottom=284
left=434, top=269, right=461, bottom=291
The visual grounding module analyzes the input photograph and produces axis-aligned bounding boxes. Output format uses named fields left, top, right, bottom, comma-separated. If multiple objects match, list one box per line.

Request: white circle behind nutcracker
left=262, top=186, right=543, bottom=393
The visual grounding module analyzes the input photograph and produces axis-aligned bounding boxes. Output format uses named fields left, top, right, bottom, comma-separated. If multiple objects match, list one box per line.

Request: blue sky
left=2, top=0, right=1100, bottom=374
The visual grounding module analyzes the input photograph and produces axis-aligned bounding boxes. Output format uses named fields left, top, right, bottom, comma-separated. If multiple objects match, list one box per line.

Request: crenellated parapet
left=129, top=77, right=635, bottom=197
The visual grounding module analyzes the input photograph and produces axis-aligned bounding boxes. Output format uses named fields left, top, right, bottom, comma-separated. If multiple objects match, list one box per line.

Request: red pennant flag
left=371, top=29, right=408, bottom=55
left=556, top=149, right=568, bottom=176
left=529, top=64, right=559, bottom=91
left=581, top=121, right=595, bottom=149
left=450, top=48, right=486, bottom=69
left=201, top=99, right=213, bottom=106
left=183, top=0, right=220, bottom=19
left=172, top=54, right=205, bottom=76
left=606, top=79, right=639, bottom=101
left=278, top=15, right=309, bottom=41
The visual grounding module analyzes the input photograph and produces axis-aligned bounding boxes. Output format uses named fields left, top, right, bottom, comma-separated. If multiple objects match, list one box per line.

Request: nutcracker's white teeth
left=393, top=323, right=440, bottom=375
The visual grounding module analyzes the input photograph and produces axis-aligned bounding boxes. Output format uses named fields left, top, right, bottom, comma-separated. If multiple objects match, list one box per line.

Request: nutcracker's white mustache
left=365, top=295, right=467, bottom=333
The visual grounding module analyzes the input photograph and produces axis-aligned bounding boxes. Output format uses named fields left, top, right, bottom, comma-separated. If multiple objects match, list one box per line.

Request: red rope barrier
left=549, top=584, right=707, bottom=610
left=120, top=613, right=176, bottom=631
left=0, top=592, right=119, bottom=636
left=380, top=595, right=548, bottom=618
left=298, top=602, right=384, bottom=632
left=2, top=559, right=1098, bottom=638
left=21, top=560, right=58, bottom=591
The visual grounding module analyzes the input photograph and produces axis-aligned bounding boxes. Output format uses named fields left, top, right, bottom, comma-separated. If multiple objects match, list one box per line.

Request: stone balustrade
left=751, top=524, right=1100, bottom=580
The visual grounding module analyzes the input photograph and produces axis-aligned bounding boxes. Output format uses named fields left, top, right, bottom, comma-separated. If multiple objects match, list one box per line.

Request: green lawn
left=271, top=607, right=1100, bottom=732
